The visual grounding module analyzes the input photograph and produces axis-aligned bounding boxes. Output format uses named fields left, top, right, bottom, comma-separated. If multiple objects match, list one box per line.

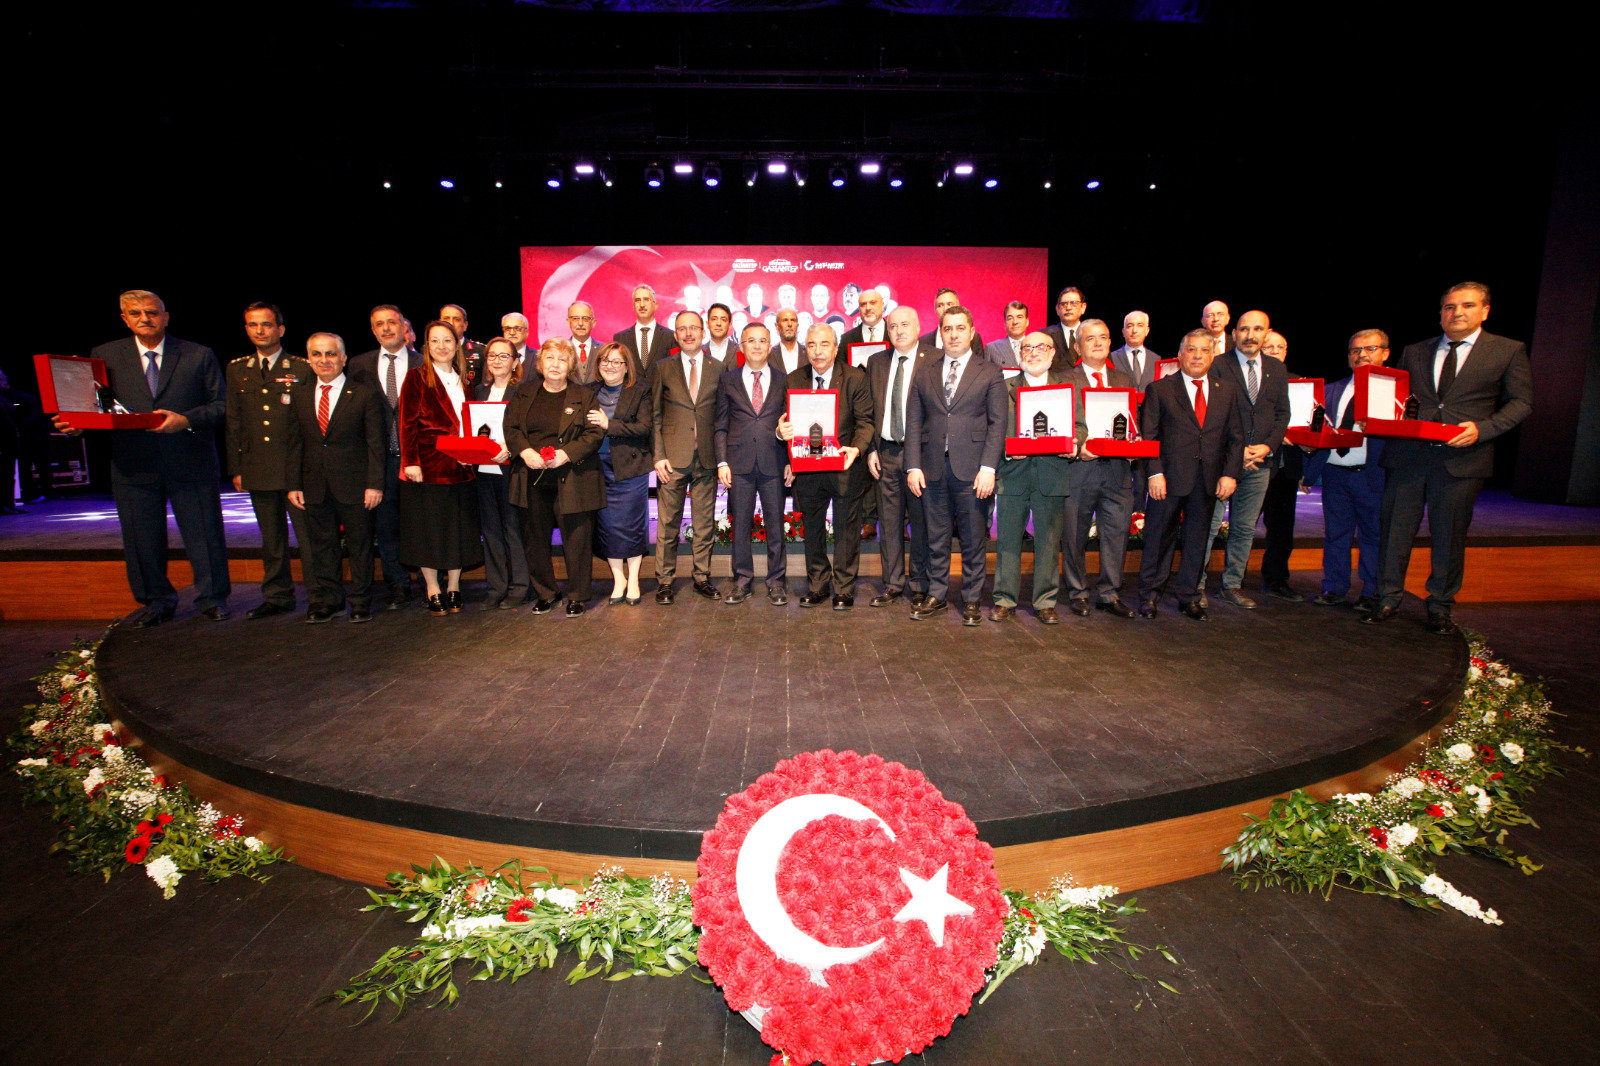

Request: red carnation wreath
left=693, top=750, right=1005, bottom=1066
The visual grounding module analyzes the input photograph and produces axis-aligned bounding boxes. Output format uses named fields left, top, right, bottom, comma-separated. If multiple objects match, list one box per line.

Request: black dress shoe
left=1068, top=598, right=1091, bottom=617
left=530, top=597, right=559, bottom=615
left=961, top=603, right=982, bottom=627
left=871, top=590, right=903, bottom=608
left=1097, top=598, right=1136, bottom=619
left=1219, top=588, right=1257, bottom=609
left=1313, top=592, right=1349, bottom=607
left=386, top=590, right=407, bottom=611
left=201, top=606, right=231, bottom=621
left=349, top=609, right=372, bottom=624
left=799, top=591, right=829, bottom=608
left=1265, top=582, right=1304, bottom=602
left=832, top=595, right=854, bottom=611
left=1180, top=600, right=1209, bottom=621
left=989, top=605, right=1014, bottom=621
left=1037, top=607, right=1060, bottom=625
left=246, top=602, right=293, bottom=620
left=908, top=592, right=930, bottom=609
left=767, top=588, right=788, bottom=606
left=426, top=593, right=447, bottom=616
left=655, top=585, right=675, bottom=605
left=306, top=607, right=336, bottom=624
left=1137, top=600, right=1159, bottom=619
left=1354, top=597, right=1379, bottom=616
left=126, top=608, right=174, bottom=629
left=1360, top=604, right=1399, bottom=625
left=725, top=586, right=751, bottom=605
left=1427, top=612, right=1458, bottom=636
left=692, top=580, right=720, bottom=601
left=565, top=599, right=585, bottom=616
left=497, top=598, right=521, bottom=610
left=446, top=590, right=463, bottom=613
left=910, top=598, right=948, bottom=620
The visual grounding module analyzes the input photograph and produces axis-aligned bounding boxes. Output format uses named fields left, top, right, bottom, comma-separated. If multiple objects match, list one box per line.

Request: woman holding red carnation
left=506, top=339, right=604, bottom=616
left=399, top=320, right=483, bottom=615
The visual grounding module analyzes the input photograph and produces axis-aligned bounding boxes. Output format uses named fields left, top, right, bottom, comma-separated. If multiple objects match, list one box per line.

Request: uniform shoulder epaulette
left=229, top=354, right=252, bottom=363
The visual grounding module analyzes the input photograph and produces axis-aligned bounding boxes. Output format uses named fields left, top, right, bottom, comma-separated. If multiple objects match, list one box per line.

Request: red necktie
left=1094, top=371, right=1104, bottom=388
left=579, top=342, right=588, bottom=364
left=1192, top=378, right=1207, bottom=424
left=751, top=369, right=764, bottom=410
left=318, top=384, right=331, bottom=435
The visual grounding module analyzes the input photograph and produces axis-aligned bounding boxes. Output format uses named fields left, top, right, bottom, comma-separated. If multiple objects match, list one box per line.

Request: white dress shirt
left=1235, top=349, right=1263, bottom=398
left=775, top=342, right=803, bottom=376
left=1022, top=370, right=1050, bottom=388
left=567, top=337, right=591, bottom=368
left=379, top=347, right=412, bottom=401
left=1434, top=327, right=1480, bottom=390
left=885, top=346, right=919, bottom=443
left=706, top=337, right=734, bottom=363
left=634, top=321, right=658, bottom=360
left=859, top=321, right=883, bottom=344
left=742, top=364, right=770, bottom=406
left=137, top=337, right=166, bottom=376
left=679, top=348, right=704, bottom=391
left=1083, top=363, right=1112, bottom=388
left=313, top=373, right=347, bottom=426
left=1125, top=347, right=1145, bottom=381
left=809, top=365, right=834, bottom=391
left=435, top=367, right=465, bottom=431
left=1327, top=381, right=1369, bottom=467
left=1182, top=372, right=1210, bottom=414
left=476, top=383, right=509, bottom=475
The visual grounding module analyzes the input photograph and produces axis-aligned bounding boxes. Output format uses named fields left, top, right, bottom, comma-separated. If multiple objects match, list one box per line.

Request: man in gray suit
left=652, top=310, right=726, bottom=603
left=1109, top=309, right=1160, bottom=515
left=866, top=306, right=938, bottom=608
left=905, top=306, right=1008, bottom=625
left=1198, top=309, right=1290, bottom=609
left=615, top=285, right=675, bottom=375
left=1364, top=281, right=1533, bottom=634
left=983, top=301, right=1031, bottom=371
left=1063, top=320, right=1138, bottom=619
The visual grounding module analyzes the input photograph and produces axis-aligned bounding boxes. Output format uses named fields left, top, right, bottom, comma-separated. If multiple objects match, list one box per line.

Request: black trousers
left=249, top=489, right=311, bottom=608
left=523, top=483, right=594, bottom=602
left=372, top=451, right=413, bottom=592
left=112, top=474, right=231, bottom=613
left=730, top=467, right=788, bottom=590
left=924, top=453, right=993, bottom=605
left=1260, top=450, right=1301, bottom=586
left=873, top=442, right=930, bottom=596
left=793, top=469, right=864, bottom=597
left=1138, top=480, right=1216, bottom=607
left=1377, top=461, right=1483, bottom=613
left=303, top=495, right=376, bottom=612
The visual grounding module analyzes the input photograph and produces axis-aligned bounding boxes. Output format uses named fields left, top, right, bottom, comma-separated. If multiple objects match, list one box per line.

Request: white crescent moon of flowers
left=535, top=245, right=660, bottom=340
left=735, top=793, right=897, bottom=986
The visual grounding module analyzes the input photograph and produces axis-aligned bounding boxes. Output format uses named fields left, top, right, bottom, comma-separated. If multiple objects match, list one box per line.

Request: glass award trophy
left=807, top=422, right=825, bottom=457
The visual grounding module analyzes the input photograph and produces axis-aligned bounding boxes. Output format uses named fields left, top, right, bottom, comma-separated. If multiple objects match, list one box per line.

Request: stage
left=98, top=575, right=1468, bottom=893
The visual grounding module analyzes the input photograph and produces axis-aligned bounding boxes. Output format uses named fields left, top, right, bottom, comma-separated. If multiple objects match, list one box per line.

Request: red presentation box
left=1353, top=365, right=1461, bottom=442
left=1082, top=387, right=1159, bottom=458
left=1006, top=382, right=1074, bottom=456
left=787, top=389, right=847, bottom=471
left=34, top=353, right=163, bottom=430
left=438, top=400, right=510, bottom=464
left=847, top=341, right=888, bottom=369
left=1155, top=358, right=1179, bottom=380
left=1283, top=377, right=1364, bottom=448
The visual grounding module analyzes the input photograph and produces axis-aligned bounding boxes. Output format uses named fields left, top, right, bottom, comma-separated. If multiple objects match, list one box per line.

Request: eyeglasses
left=598, top=359, right=627, bottom=369
left=567, top=315, right=593, bottom=322
left=1347, top=345, right=1386, bottom=355
left=1020, top=344, right=1054, bottom=353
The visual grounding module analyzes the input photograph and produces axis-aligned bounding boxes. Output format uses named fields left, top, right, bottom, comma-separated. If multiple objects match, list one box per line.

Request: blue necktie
left=145, top=353, right=160, bottom=398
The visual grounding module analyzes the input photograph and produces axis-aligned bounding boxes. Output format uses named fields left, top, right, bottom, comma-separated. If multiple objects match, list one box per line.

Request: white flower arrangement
left=28, top=720, right=50, bottom=737
left=1499, top=742, right=1525, bottom=765
left=1420, top=874, right=1502, bottom=925
left=1010, top=924, right=1048, bottom=964
left=1445, top=742, right=1475, bottom=763
left=1331, top=792, right=1371, bottom=805
left=81, top=768, right=106, bottom=796
left=1386, top=823, right=1419, bottom=849
left=1057, top=883, right=1119, bottom=910
left=1392, top=777, right=1425, bottom=798
left=1462, top=785, right=1492, bottom=815
left=145, top=855, right=183, bottom=898
left=16, top=757, right=47, bottom=769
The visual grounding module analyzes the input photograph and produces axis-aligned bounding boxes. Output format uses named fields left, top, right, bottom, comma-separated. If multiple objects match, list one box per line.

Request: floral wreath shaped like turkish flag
left=693, top=750, right=1005, bottom=1066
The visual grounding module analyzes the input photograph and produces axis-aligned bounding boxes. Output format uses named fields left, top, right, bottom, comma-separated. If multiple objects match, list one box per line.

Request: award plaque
left=1355, top=365, right=1460, bottom=442
left=846, top=340, right=888, bottom=369
left=33, top=353, right=164, bottom=430
left=1006, top=383, right=1074, bottom=456
left=787, top=389, right=846, bottom=471
left=437, top=400, right=510, bottom=464
left=1155, top=358, right=1180, bottom=380
left=1284, top=376, right=1363, bottom=449
left=1082, top=387, right=1159, bottom=457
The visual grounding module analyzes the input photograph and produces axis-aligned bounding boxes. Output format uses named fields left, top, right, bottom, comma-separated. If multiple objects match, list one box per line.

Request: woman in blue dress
left=586, top=342, right=653, bottom=605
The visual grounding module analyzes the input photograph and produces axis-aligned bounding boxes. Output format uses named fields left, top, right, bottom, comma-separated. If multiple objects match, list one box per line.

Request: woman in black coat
left=585, top=342, right=654, bottom=605
left=472, top=338, right=530, bottom=609
left=506, top=338, right=605, bottom=616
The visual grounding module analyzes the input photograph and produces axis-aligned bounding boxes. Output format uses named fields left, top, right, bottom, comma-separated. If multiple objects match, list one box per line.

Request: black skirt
left=399, top=480, right=484, bottom=571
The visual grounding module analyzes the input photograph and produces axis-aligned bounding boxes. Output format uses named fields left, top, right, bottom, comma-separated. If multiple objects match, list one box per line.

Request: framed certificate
left=1082, top=387, right=1159, bottom=457
left=32, top=353, right=163, bottom=430
left=1006, top=383, right=1074, bottom=456
left=1355, top=365, right=1459, bottom=442
left=787, top=389, right=846, bottom=471
left=846, top=341, right=888, bottom=369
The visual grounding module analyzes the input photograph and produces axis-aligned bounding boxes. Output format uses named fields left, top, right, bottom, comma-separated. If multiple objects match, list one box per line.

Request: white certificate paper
left=1016, top=386, right=1072, bottom=438
left=1287, top=381, right=1318, bottom=428
left=467, top=401, right=507, bottom=443
left=787, top=392, right=837, bottom=437
left=50, top=358, right=99, bottom=413
left=847, top=341, right=887, bottom=368
left=1362, top=374, right=1397, bottom=421
left=1083, top=390, right=1132, bottom=440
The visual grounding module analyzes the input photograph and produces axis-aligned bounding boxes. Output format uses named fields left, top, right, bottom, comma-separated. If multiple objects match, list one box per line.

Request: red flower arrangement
left=125, top=814, right=174, bottom=864
left=1418, top=769, right=1461, bottom=793
left=694, top=750, right=1005, bottom=1066
left=124, top=836, right=151, bottom=863
left=1426, top=804, right=1446, bottom=818
left=1366, top=826, right=1389, bottom=849
left=505, top=898, right=537, bottom=923
left=213, top=814, right=243, bottom=840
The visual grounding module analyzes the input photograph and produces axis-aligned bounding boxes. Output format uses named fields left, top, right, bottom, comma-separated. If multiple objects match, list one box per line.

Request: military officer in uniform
left=226, top=302, right=313, bottom=619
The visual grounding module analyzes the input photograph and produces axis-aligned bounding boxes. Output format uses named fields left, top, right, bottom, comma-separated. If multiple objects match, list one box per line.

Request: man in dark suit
left=1304, top=330, right=1391, bottom=615
left=560, top=303, right=604, bottom=382
left=1063, top=320, right=1138, bottom=619
left=1257, top=329, right=1305, bottom=602
left=1109, top=309, right=1160, bottom=516
left=772, top=309, right=807, bottom=378
left=1136, top=329, right=1245, bottom=620
left=1043, top=286, right=1088, bottom=367
left=286, top=333, right=386, bottom=623
left=1198, top=310, right=1290, bottom=609
left=52, top=290, right=231, bottom=626
left=225, top=301, right=312, bottom=619
left=1201, top=300, right=1231, bottom=359
left=716, top=322, right=792, bottom=606
left=704, top=303, right=742, bottom=367
left=614, top=285, right=674, bottom=377
left=347, top=303, right=418, bottom=609
left=866, top=307, right=938, bottom=608
left=652, top=310, right=726, bottom=602
left=906, top=305, right=1008, bottom=625
left=918, top=288, right=985, bottom=354
left=439, top=304, right=484, bottom=386
left=992, top=331, right=1074, bottom=623
left=840, top=287, right=890, bottom=352
left=778, top=324, right=875, bottom=608
left=1366, top=282, right=1533, bottom=634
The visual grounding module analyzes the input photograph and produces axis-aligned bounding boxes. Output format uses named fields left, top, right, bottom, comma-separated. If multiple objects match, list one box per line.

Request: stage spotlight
left=1041, top=161, right=1055, bottom=189
left=829, top=164, right=847, bottom=187
left=1086, top=179, right=1101, bottom=190
left=645, top=166, right=664, bottom=188
left=439, top=179, right=455, bottom=189
left=767, top=160, right=788, bottom=175
left=793, top=163, right=809, bottom=186
left=742, top=162, right=759, bottom=186
left=382, top=180, right=392, bottom=189
left=887, top=166, right=904, bottom=188
left=545, top=166, right=563, bottom=189
left=982, top=170, right=999, bottom=189
left=494, top=181, right=503, bottom=189
left=859, top=161, right=881, bottom=175
left=573, top=162, right=596, bottom=176
left=1148, top=182, right=1157, bottom=190
left=703, top=163, right=721, bottom=187
left=603, top=167, right=614, bottom=187
left=673, top=160, right=694, bottom=176
left=953, top=162, right=974, bottom=176
left=935, top=164, right=949, bottom=187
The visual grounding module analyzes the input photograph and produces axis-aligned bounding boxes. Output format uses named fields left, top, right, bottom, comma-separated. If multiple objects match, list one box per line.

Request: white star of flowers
left=891, top=864, right=973, bottom=946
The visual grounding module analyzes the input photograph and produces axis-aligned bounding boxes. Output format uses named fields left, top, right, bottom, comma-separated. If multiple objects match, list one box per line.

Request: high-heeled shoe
left=447, top=589, right=463, bottom=613
left=608, top=591, right=625, bottom=606
left=625, top=595, right=641, bottom=606
left=426, top=592, right=446, bottom=616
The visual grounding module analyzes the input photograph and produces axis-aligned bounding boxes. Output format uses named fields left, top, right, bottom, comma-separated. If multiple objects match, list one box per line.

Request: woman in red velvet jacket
left=399, top=320, right=483, bottom=615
